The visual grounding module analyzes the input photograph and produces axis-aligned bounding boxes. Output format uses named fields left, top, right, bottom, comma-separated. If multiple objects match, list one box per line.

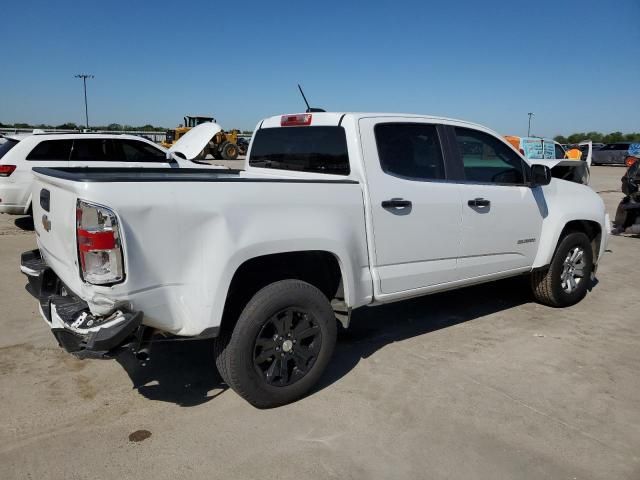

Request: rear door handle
left=382, top=198, right=412, bottom=209
left=468, top=198, right=490, bottom=207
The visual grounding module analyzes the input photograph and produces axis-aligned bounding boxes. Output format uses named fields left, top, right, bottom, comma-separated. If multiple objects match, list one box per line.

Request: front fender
left=532, top=180, right=608, bottom=268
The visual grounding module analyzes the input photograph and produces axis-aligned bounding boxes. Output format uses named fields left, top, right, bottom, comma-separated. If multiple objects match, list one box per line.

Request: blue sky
left=1, top=0, right=638, bottom=137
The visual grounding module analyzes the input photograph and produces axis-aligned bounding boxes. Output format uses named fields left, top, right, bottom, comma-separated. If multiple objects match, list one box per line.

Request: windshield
left=249, top=126, right=350, bottom=175
left=0, top=138, right=19, bottom=160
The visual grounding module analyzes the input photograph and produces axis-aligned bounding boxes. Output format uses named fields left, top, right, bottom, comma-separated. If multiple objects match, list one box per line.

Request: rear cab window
left=249, top=126, right=350, bottom=175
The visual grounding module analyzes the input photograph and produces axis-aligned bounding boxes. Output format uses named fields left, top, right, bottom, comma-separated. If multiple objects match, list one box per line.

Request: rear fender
left=204, top=242, right=369, bottom=336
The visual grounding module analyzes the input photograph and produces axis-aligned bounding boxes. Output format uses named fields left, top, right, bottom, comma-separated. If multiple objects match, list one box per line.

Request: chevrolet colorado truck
left=21, top=112, right=609, bottom=408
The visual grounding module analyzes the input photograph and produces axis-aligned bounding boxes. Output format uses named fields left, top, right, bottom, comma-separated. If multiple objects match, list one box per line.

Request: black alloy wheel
left=253, top=307, right=322, bottom=387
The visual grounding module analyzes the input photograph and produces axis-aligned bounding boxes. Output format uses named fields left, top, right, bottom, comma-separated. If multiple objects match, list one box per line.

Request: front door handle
left=468, top=198, right=490, bottom=207
left=382, top=198, right=412, bottom=209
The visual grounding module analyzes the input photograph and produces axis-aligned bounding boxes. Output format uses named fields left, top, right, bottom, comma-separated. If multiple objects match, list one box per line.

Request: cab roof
left=258, top=112, right=490, bottom=131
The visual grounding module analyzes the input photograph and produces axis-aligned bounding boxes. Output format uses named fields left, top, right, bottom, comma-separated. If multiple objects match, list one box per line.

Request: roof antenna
left=297, top=84, right=326, bottom=113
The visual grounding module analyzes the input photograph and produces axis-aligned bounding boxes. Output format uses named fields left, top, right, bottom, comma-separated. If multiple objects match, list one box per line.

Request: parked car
left=21, top=112, right=609, bottom=408
left=504, top=136, right=590, bottom=184
left=592, top=142, right=632, bottom=165
left=504, top=136, right=568, bottom=160
left=0, top=124, right=223, bottom=215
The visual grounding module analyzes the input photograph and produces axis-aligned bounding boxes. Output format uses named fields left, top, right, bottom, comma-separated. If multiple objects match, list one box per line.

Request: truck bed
left=30, top=166, right=370, bottom=336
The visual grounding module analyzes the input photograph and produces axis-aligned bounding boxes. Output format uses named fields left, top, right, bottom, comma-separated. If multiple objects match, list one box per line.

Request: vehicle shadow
left=115, top=339, right=228, bottom=407
left=114, top=276, right=533, bottom=407
left=314, top=276, right=532, bottom=393
left=14, top=216, right=34, bottom=231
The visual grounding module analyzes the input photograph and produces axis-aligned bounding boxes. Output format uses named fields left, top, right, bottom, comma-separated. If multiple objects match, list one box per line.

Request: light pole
left=74, top=74, right=94, bottom=129
left=527, top=112, right=534, bottom=137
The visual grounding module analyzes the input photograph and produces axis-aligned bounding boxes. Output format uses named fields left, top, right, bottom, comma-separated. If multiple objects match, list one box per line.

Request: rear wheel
left=531, top=232, right=594, bottom=307
left=214, top=280, right=337, bottom=408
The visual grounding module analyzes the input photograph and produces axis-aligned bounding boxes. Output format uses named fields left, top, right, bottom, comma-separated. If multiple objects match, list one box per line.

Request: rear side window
left=118, top=140, right=166, bottom=162
left=26, top=140, right=73, bottom=161
left=249, top=126, right=350, bottom=175
left=554, top=143, right=566, bottom=159
left=0, top=139, right=19, bottom=160
left=602, top=143, right=629, bottom=150
left=374, top=123, right=445, bottom=180
left=70, top=139, right=118, bottom=161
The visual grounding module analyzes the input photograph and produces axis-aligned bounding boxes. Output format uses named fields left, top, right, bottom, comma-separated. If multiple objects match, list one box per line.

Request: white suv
left=0, top=124, right=223, bottom=215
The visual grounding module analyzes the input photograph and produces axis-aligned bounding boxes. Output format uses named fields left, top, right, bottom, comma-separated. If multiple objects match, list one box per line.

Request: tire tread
left=531, top=231, right=593, bottom=308
left=217, top=279, right=336, bottom=408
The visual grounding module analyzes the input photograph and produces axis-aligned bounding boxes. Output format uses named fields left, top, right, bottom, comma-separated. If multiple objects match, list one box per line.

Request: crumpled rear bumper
left=20, top=249, right=143, bottom=359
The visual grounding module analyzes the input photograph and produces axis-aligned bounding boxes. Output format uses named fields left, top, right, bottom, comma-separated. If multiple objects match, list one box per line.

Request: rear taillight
left=76, top=200, right=124, bottom=285
left=281, top=114, right=312, bottom=127
left=625, top=156, right=637, bottom=168
left=0, top=165, right=16, bottom=177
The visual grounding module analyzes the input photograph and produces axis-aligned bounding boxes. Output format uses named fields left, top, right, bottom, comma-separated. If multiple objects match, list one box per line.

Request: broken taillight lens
left=76, top=200, right=124, bottom=285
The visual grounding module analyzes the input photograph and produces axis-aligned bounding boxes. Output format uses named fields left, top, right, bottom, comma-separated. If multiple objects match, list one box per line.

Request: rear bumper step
left=20, top=249, right=143, bottom=359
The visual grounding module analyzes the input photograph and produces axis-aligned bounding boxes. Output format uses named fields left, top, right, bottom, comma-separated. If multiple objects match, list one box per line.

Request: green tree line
left=0, top=122, right=167, bottom=132
left=0, top=122, right=252, bottom=134
left=554, top=132, right=640, bottom=144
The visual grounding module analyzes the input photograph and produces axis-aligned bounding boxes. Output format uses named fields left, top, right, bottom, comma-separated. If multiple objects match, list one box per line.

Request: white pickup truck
left=21, top=112, right=609, bottom=408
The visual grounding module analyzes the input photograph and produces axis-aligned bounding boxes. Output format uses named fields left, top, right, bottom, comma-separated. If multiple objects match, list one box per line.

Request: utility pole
left=527, top=112, right=534, bottom=137
left=74, top=74, right=94, bottom=129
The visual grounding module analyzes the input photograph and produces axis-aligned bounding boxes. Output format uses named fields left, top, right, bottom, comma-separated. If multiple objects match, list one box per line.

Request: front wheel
left=531, top=232, right=594, bottom=307
left=214, top=280, right=337, bottom=408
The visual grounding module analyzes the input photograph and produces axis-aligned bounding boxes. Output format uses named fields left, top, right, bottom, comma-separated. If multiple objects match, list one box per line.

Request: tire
left=221, top=141, right=239, bottom=160
left=215, top=280, right=337, bottom=408
left=531, top=232, right=594, bottom=307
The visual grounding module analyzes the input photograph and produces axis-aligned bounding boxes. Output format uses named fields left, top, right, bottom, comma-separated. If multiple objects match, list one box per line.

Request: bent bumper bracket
left=21, top=249, right=143, bottom=359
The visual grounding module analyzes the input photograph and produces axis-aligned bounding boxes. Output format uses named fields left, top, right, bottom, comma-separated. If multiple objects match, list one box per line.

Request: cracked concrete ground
left=0, top=166, right=638, bottom=479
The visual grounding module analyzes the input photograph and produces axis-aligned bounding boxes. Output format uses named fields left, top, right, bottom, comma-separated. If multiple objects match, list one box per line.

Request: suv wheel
left=214, top=280, right=337, bottom=408
left=531, top=232, right=594, bottom=307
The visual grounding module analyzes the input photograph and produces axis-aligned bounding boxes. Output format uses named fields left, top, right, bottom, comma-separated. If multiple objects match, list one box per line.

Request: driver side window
left=454, top=127, right=528, bottom=184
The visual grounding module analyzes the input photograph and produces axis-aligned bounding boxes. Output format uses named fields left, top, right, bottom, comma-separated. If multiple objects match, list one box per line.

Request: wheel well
left=220, top=251, right=343, bottom=333
left=559, top=220, right=602, bottom=260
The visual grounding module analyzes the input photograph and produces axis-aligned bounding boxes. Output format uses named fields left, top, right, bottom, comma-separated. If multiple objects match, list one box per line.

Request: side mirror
left=530, top=164, right=551, bottom=187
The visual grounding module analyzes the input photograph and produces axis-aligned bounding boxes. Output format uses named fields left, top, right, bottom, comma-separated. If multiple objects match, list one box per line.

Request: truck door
left=450, top=126, right=543, bottom=280
left=359, top=118, right=462, bottom=295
